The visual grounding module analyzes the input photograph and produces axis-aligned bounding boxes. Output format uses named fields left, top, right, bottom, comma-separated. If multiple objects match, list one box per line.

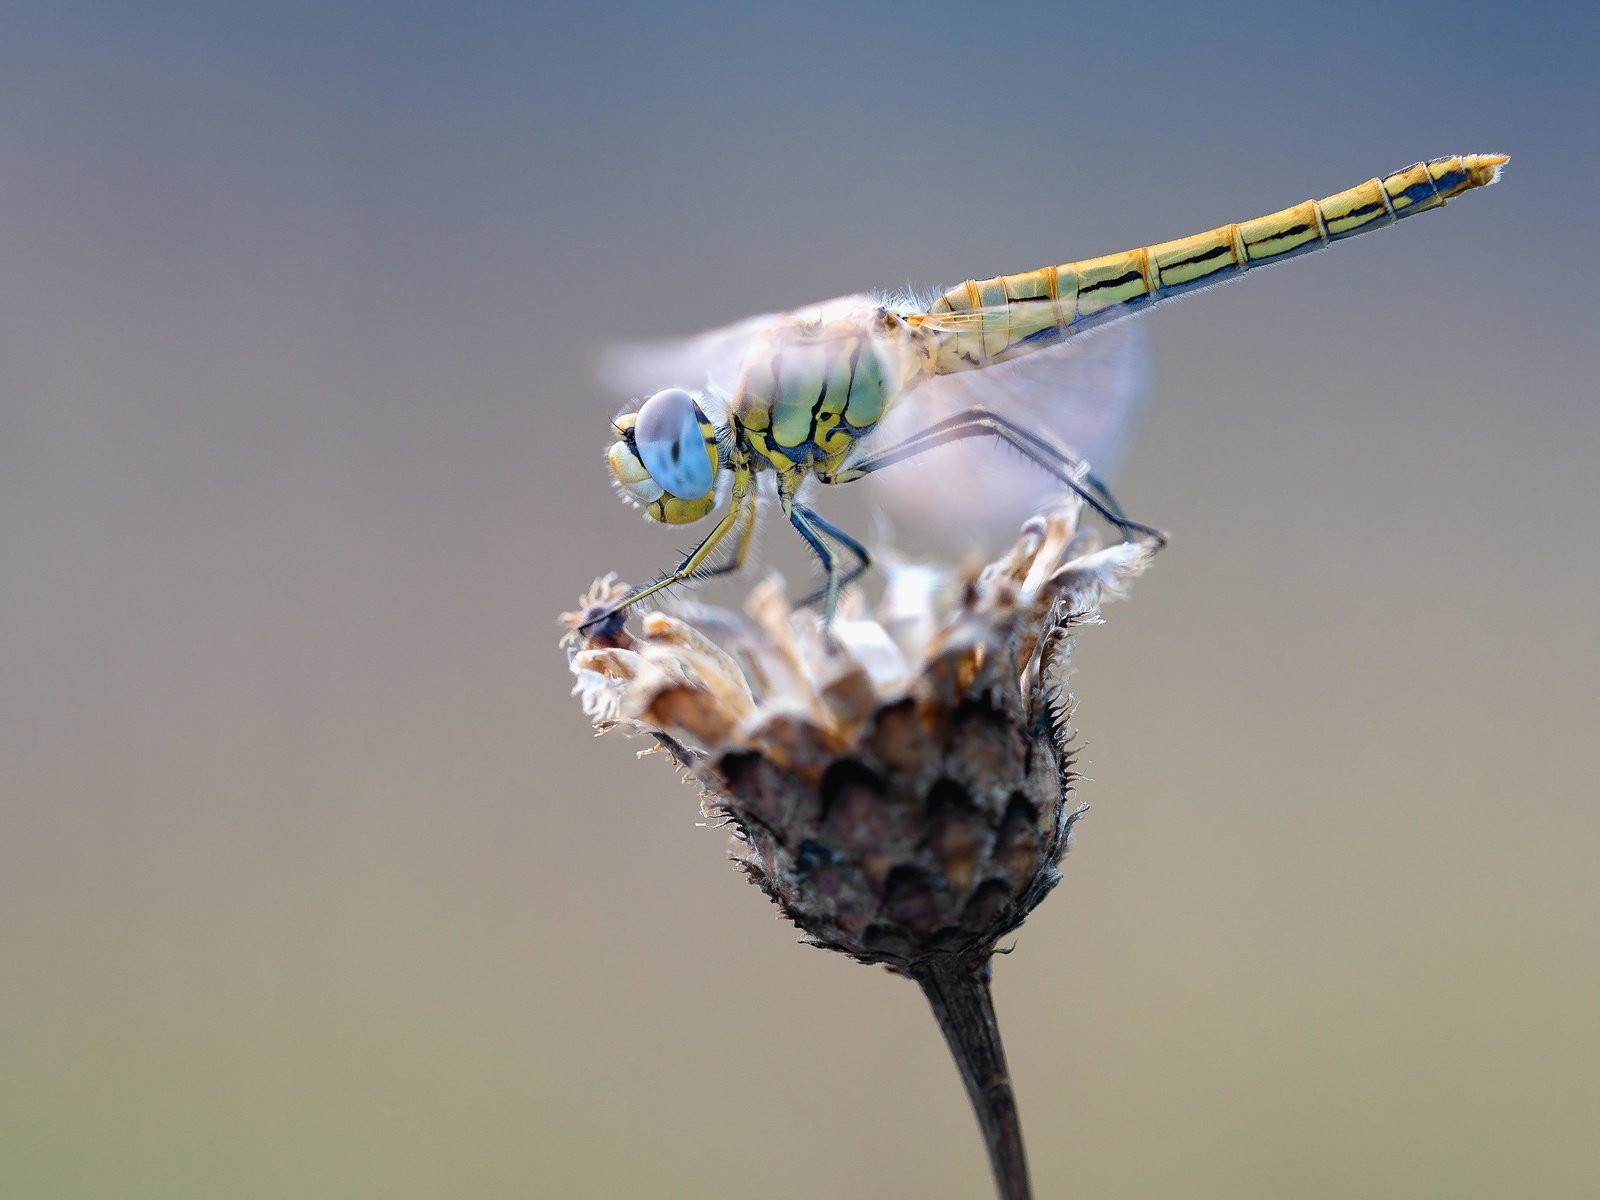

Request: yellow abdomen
left=922, top=154, right=1507, bottom=372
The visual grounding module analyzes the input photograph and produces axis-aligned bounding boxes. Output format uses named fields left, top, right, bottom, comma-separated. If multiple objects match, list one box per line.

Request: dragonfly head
left=607, top=388, right=720, bottom=524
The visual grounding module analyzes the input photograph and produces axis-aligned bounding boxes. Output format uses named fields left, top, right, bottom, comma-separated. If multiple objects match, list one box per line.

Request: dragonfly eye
left=634, top=388, right=716, bottom=500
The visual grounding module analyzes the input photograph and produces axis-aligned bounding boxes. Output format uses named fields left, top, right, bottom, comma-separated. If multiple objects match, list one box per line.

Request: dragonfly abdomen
left=922, top=154, right=1506, bottom=373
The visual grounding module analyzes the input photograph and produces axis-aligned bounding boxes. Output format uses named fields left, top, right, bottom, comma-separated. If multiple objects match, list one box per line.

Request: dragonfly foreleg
left=820, top=405, right=1167, bottom=549
left=784, top=500, right=871, bottom=621
left=579, top=488, right=755, bottom=631
left=686, top=487, right=760, bottom=582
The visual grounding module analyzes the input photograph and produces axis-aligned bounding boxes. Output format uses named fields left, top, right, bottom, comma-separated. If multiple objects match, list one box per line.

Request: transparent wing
left=909, top=293, right=1150, bottom=346
left=858, top=319, right=1152, bottom=544
left=597, top=292, right=883, bottom=420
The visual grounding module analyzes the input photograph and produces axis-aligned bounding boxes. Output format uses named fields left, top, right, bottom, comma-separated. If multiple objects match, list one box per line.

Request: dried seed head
left=560, top=502, right=1154, bottom=972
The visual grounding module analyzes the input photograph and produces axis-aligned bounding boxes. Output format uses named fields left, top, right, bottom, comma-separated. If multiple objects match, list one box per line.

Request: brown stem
left=911, top=955, right=1032, bottom=1200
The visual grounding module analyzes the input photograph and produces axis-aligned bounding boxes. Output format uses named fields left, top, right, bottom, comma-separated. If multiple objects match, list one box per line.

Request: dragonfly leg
left=821, top=405, right=1167, bottom=549
left=1083, top=470, right=1129, bottom=524
left=580, top=487, right=754, bottom=631
left=782, top=498, right=870, bottom=622
left=685, top=486, right=760, bottom=582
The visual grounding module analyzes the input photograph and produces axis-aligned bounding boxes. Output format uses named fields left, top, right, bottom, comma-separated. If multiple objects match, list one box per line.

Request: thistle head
left=561, top=501, right=1155, bottom=971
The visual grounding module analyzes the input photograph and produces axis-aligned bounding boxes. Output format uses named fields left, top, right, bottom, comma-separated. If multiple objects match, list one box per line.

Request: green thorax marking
left=734, top=329, right=896, bottom=473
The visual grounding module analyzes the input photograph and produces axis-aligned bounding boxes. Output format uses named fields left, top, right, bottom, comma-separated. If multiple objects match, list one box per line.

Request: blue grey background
left=3, top=3, right=1596, bottom=1195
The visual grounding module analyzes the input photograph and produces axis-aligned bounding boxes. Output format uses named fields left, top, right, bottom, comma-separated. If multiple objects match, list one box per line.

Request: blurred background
left=3, top=3, right=1595, bottom=1196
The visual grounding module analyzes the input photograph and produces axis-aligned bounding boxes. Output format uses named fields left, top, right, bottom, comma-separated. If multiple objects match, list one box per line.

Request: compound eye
left=635, top=388, right=715, bottom=499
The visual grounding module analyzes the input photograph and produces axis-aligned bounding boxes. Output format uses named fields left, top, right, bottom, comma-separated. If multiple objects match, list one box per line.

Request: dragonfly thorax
left=731, top=309, right=923, bottom=477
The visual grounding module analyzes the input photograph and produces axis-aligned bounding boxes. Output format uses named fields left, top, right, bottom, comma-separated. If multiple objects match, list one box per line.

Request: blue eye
left=635, top=388, right=715, bottom=499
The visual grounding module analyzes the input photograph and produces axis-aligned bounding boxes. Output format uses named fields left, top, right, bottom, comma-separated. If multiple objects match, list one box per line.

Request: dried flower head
left=560, top=498, right=1154, bottom=972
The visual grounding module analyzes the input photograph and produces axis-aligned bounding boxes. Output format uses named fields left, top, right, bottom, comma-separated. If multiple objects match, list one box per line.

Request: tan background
left=3, top=4, right=1596, bottom=1196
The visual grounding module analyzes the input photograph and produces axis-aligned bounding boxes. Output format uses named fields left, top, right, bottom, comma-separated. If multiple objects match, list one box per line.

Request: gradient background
left=3, top=3, right=1596, bottom=1196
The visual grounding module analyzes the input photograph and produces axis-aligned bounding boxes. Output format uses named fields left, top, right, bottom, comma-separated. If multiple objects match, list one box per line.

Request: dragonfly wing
left=597, top=314, right=775, bottom=424
left=597, top=293, right=883, bottom=421
left=858, top=320, right=1152, bottom=544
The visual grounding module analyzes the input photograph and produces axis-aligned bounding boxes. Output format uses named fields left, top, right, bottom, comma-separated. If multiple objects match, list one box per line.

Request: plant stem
left=912, top=955, right=1032, bottom=1200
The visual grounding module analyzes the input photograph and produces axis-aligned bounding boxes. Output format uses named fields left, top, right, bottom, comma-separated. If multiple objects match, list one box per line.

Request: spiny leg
left=580, top=487, right=754, bottom=631
left=821, top=405, right=1166, bottom=549
left=788, top=502, right=871, bottom=614
left=687, top=486, right=760, bottom=582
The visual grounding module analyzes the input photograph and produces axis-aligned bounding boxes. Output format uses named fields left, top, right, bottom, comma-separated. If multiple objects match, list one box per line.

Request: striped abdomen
left=920, top=154, right=1507, bottom=372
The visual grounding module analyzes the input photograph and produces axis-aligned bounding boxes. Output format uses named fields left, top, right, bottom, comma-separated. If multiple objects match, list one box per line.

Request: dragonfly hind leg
left=820, top=405, right=1168, bottom=550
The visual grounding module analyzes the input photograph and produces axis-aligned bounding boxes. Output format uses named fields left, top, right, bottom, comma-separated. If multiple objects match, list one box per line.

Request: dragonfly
left=585, top=153, right=1507, bottom=630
